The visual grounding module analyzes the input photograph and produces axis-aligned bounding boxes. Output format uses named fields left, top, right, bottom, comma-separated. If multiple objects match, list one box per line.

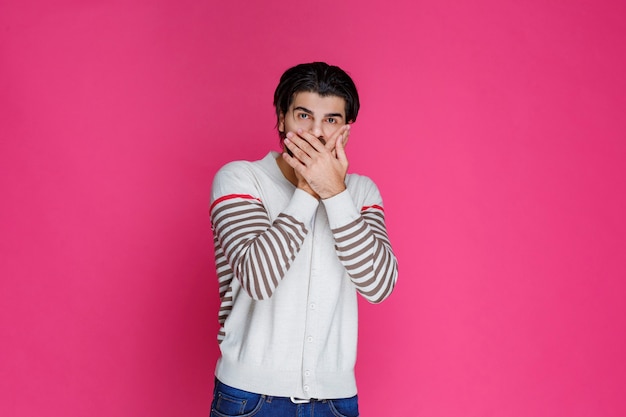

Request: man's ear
left=278, top=113, right=285, bottom=133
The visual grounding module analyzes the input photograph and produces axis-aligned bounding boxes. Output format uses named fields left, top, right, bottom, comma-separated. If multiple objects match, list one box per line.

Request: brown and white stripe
left=332, top=205, right=398, bottom=303
left=211, top=194, right=309, bottom=341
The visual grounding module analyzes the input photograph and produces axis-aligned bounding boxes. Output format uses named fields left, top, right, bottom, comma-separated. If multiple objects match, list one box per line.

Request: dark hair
left=273, top=62, right=360, bottom=141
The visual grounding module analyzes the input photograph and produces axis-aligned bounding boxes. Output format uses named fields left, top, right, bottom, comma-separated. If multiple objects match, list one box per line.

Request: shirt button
left=309, top=303, right=316, bottom=310
left=304, top=385, right=310, bottom=392
left=305, top=370, right=311, bottom=377
left=307, top=336, right=313, bottom=343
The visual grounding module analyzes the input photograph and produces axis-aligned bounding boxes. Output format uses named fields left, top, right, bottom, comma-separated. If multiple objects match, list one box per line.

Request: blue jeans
left=210, top=379, right=359, bottom=417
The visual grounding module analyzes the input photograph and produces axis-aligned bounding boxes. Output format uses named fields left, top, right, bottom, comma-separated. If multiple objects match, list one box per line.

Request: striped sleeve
left=323, top=187, right=398, bottom=304
left=210, top=193, right=311, bottom=301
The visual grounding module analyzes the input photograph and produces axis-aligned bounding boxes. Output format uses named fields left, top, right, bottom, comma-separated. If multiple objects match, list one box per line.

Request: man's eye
left=327, top=118, right=336, bottom=124
left=298, top=113, right=309, bottom=119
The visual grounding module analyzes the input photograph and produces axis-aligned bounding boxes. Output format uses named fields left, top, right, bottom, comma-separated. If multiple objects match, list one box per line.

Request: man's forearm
left=332, top=207, right=398, bottom=303
left=211, top=193, right=312, bottom=300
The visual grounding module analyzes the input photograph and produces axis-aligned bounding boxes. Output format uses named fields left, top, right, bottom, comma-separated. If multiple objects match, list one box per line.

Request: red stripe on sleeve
left=211, top=194, right=262, bottom=211
left=361, top=204, right=384, bottom=212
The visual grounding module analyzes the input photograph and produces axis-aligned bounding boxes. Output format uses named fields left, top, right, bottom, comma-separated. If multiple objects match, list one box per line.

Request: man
left=209, top=62, right=398, bottom=417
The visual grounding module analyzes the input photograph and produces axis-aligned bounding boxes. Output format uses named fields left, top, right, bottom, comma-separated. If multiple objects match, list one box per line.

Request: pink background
left=1, top=0, right=625, bottom=416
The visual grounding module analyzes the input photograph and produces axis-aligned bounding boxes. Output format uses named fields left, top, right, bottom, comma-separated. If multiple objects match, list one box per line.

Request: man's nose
left=311, top=121, right=323, bottom=139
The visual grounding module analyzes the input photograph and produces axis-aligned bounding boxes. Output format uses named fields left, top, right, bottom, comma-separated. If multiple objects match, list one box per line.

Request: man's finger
left=290, top=131, right=321, bottom=154
left=335, top=132, right=348, bottom=165
left=335, top=126, right=350, bottom=151
left=295, top=129, right=325, bottom=152
left=284, top=137, right=312, bottom=163
left=324, top=125, right=350, bottom=151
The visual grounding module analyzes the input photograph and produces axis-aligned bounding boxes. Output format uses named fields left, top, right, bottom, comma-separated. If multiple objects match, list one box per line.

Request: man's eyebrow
left=293, top=106, right=313, bottom=115
left=293, top=106, right=344, bottom=119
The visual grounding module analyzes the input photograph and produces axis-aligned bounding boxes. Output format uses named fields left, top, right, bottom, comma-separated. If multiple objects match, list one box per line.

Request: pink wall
left=1, top=0, right=625, bottom=416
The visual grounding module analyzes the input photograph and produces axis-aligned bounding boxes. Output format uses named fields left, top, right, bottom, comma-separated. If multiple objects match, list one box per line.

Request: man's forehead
left=290, top=92, right=346, bottom=115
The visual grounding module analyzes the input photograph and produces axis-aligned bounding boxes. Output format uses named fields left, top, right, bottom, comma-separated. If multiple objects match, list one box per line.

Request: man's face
left=279, top=91, right=347, bottom=146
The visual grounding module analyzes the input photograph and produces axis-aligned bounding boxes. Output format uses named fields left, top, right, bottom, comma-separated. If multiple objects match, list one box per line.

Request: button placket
left=300, top=209, right=326, bottom=398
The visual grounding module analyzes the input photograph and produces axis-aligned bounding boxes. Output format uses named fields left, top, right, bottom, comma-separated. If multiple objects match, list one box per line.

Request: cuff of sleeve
left=283, top=188, right=320, bottom=227
left=321, top=189, right=360, bottom=229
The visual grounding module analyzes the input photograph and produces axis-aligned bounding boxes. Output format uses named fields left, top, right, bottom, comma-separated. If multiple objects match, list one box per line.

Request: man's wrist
left=298, top=183, right=320, bottom=200
left=319, top=184, right=346, bottom=200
